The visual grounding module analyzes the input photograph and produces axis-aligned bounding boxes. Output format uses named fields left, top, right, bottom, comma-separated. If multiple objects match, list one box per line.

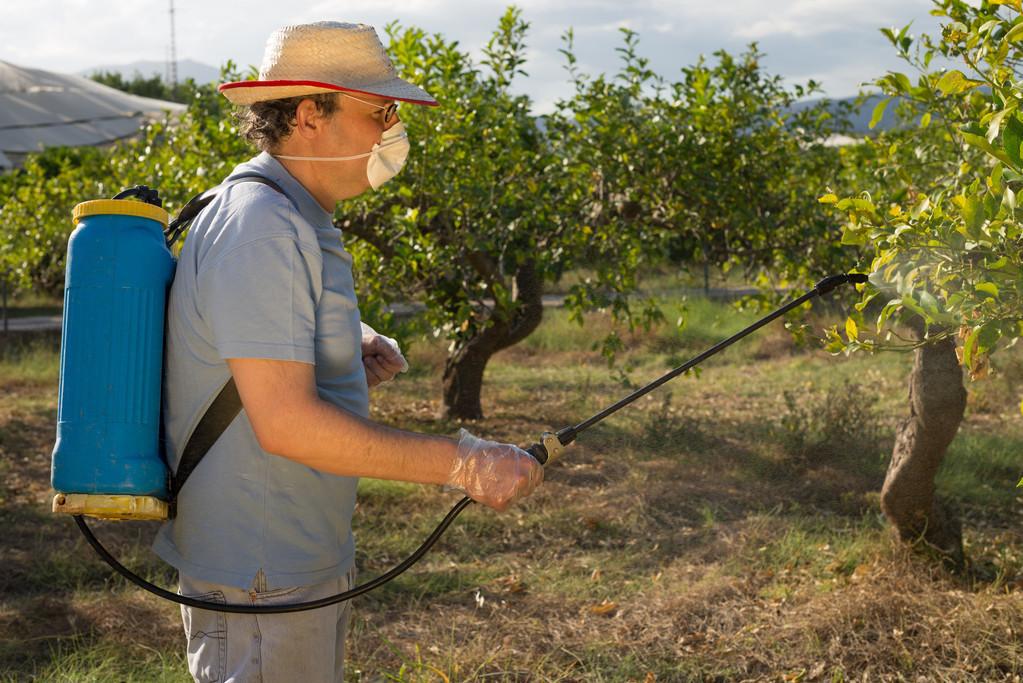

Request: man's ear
left=292, top=98, right=327, bottom=140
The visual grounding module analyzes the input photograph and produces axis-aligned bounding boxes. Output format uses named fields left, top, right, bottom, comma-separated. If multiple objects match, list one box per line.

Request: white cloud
left=725, top=0, right=935, bottom=39
left=0, top=0, right=953, bottom=109
left=574, top=19, right=635, bottom=35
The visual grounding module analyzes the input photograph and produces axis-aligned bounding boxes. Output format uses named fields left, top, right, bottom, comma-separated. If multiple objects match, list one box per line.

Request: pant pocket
left=251, top=584, right=302, bottom=600
left=180, top=590, right=228, bottom=683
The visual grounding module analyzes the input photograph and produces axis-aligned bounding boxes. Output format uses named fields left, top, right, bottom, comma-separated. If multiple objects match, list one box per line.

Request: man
left=153, top=21, right=544, bottom=682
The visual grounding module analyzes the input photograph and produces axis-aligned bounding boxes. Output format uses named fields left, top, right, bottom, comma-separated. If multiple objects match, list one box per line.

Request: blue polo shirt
left=153, top=152, right=368, bottom=589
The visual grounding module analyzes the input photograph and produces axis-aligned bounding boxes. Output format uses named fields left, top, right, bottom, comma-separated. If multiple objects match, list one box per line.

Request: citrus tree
left=0, top=8, right=862, bottom=428
left=824, top=0, right=1023, bottom=562
left=343, top=10, right=663, bottom=419
left=647, top=45, right=850, bottom=289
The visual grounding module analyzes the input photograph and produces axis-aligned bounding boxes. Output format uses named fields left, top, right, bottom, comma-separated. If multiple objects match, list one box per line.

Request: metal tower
left=168, top=0, right=178, bottom=88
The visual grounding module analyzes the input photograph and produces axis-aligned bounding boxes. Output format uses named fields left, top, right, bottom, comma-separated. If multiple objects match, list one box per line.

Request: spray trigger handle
left=524, top=427, right=577, bottom=466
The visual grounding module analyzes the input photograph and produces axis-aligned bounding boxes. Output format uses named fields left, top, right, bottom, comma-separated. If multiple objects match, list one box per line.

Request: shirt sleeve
left=197, top=236, right=322, bottom=363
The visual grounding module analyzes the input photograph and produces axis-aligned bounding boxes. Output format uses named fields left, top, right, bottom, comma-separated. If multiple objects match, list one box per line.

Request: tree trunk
left=880, top=328, right=967, bottom=567
left=442, top=260, right=544, bottom=420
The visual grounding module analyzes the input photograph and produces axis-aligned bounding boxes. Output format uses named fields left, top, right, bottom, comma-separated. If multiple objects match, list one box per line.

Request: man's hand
left=361, top=332, right=408, bottom=388
left=446, top=429, right=544, bottom=511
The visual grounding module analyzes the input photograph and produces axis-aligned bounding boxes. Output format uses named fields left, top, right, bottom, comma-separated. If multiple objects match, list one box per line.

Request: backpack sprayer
left=49, top=183, right=866, bottom=613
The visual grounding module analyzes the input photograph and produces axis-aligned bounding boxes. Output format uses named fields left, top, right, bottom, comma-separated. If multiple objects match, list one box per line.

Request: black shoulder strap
left=170, top=378, right=242, bottom=501
left=164, top=174, right=287, bottom=248
left=167, top=174, right=289, bottom=515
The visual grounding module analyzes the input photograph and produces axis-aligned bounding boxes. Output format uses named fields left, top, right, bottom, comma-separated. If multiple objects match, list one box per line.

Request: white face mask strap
left=273, top=128, right=408, bottom=163
left=274, top=150, right=372, bottom=162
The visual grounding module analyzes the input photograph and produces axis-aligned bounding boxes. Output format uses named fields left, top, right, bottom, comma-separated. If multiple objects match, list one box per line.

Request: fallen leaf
left=589, top=599, right=618, bottom=616
left=427, top=665, right=450, bottom=683
left=493, top=575, right=525, bottom=593
left=851, top=564, right=871, bottom=582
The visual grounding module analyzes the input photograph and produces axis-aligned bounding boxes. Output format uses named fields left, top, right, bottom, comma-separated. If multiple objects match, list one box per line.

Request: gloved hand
left=361, top=331, right=409, bottom=387
left=446, top=429, right=544, bottom=511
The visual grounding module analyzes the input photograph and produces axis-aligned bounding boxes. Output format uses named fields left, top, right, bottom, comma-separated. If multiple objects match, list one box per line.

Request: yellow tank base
left=52, top=493, right=169, bottom=521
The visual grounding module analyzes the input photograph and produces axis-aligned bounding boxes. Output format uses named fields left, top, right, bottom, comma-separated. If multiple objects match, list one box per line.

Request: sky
left=2, top=0, right=948, bottom=114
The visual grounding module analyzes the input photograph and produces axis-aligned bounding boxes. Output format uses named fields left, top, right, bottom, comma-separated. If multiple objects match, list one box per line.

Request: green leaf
left=845, top=316, right=859, bottom=341
left=975, top=281, right=1000, bottom=299
left=986, top=105, right=1015, bottom=143
left=978, top=20, right=1000, bottom=36
left=893, top=72, right=912, bottom=94
left=961, top=195, right=986, bottom=236
left=992, top=0, right=1023, bottom=11
left=870, top=97, right=891, bottom=130
left=978, top=321, right=1001, bottom=352
left=936, top=70, right=985, bottom=96
left=901, top=294, right=927, bottom=319
left=918, top=290, right=943, bottom=319
left=963, top=132, right=1015, bottom=166
left=963, top=326, right=981, bottom=368
left=841, top=226, right=868, bottom=246
left=1006, top=21, right=1023, bottom=42
left=987, top=256, right=1009, bottom=270
left=1004, top=115, right=1023, bottom=167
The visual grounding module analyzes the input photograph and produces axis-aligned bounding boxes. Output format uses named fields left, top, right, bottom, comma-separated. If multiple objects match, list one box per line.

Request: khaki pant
left=178, top=567, right=356, bottom=683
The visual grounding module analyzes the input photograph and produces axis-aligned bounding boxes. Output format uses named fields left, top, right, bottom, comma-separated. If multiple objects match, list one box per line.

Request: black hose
left=74, top=496, right=473, bottom=613
left=74, top=272, right=866, bottom=613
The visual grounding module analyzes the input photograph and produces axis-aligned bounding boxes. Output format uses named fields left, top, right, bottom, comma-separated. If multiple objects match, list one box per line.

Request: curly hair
left=237, top=93, right=341, bottom=152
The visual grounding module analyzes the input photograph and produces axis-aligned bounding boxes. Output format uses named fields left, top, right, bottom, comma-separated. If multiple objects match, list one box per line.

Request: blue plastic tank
left=51, top=199, right=175, bottom=501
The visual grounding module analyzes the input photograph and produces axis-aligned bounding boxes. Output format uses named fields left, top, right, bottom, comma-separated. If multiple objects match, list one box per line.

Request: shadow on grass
left=0, top=494, right=180, bottom=675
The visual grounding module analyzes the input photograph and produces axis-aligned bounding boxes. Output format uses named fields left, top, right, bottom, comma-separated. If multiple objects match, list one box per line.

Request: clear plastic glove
left=446, top=429, right=544, bottom=511
left=361, top=331, right=408, bottom=387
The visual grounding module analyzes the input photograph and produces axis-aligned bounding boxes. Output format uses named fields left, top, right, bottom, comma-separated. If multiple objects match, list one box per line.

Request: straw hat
left=219, top=22, right=438, bottom=107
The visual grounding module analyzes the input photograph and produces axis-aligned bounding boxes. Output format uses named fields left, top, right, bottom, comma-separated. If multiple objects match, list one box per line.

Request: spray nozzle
left=814, top=273, right=868, bottom=296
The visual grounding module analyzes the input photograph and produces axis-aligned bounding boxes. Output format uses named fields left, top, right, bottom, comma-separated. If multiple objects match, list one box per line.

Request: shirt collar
left=227, top=152, right=334, bottom=229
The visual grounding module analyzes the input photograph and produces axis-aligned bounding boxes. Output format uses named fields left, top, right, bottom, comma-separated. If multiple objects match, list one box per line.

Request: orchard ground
left=1, top=294, right=1021, bottom=682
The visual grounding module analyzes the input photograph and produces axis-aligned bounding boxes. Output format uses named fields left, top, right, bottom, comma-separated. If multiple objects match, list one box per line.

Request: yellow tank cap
left=73, top=199, right=169, bottom=228
left=52, top=492, right=169, bottom=521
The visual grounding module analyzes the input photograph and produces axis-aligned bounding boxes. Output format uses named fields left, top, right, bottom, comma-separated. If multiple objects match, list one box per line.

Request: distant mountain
left=789, top=93, right=909, bottom=135
left=79, top=59, right=220, bottom=85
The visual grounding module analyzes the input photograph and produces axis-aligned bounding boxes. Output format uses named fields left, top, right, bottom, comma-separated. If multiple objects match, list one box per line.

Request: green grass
left=0, top=290, right=62, bottom=319
left=0, top=335, right=61, bottom=385
left=0, top=638, right=189, bottom=683
left=2, top=294, right=1022, bottom=681
left=519, top=293, right=762, bottom=357
left=939, top=430, right=1023, bottom=509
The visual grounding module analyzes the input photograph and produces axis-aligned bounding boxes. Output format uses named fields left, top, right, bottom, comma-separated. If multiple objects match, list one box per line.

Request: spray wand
left=76, top=272, right=867, bottom=613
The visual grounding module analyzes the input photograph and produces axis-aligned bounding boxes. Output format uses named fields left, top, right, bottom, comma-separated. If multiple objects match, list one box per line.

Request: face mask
left=274, top=122, right=410, bottom=189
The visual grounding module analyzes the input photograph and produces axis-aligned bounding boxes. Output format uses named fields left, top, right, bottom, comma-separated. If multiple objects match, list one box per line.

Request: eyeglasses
left=341, top=93, right=399, bottom=125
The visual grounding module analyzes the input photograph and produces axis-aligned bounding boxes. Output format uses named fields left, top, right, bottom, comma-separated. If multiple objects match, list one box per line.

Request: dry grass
left=1, top=304, right=1022, bottom=682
